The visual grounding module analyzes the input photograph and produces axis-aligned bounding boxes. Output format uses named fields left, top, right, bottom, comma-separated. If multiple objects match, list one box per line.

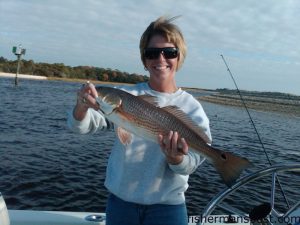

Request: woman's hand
left=73, top=81, right=99, bottom=121
left=158, top=131, right=188, bottom=165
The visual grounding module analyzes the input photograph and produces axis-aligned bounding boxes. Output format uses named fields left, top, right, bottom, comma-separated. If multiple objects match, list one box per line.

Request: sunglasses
left=144, top=47, right=179, bottom=60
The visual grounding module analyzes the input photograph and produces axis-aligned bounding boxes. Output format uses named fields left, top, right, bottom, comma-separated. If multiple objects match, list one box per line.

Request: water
left=0, top=78, right=299, bottom=216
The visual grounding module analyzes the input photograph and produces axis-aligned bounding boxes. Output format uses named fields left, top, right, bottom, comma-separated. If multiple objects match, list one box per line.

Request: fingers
left=158, top=131, right=189, bottom=165
left=179, top=137, right=189, bottom=155
left=77, top=81, right=99, bottom=110
left=80, top=81, right=98, bottom=98
left=85, top=81, right=98, bottom=98
left=158, top=131, right=174, bottom=153
left=161, top=131, right=187, bottom=154
left=165, top=130, right=174, bottom=150
left=172, top=131, right=178, bottom=151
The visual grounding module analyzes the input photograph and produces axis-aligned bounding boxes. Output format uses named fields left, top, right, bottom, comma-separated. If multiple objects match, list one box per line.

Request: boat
left=2, top=163, right=299, bottom=225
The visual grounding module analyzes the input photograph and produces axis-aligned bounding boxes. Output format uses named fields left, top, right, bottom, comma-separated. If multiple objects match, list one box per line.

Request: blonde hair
left=139, top=16, right=187, bottom=70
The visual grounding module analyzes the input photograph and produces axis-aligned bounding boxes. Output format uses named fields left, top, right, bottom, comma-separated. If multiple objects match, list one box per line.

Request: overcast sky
left=1, top=0, right=300, bottom=95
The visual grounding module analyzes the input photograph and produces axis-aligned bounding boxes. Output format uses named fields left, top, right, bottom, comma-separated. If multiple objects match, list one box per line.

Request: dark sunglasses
left=144, top=47, right=179, bottom=60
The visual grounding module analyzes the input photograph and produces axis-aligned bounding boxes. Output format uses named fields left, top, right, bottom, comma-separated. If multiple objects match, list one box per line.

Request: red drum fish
left=95, top=86, right=251, bottom=186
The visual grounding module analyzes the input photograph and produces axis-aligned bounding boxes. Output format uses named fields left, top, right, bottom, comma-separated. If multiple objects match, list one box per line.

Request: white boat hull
left=8, top=210, right=106, bottom=225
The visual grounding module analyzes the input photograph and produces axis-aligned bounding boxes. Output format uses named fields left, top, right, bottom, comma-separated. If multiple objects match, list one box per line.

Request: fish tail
left=211, top=148, right=252, bottom=187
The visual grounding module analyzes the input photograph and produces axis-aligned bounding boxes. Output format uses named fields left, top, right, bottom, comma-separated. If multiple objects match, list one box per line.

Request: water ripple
left=0, top=78, right=299, bottom=215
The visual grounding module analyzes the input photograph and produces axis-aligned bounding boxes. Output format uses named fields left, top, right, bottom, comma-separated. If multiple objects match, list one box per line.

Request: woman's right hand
left=73, top=81, right=99, bottom=121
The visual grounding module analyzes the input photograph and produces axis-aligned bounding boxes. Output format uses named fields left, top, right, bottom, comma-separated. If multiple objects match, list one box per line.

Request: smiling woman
left=139, top=16, right=188, bottom=94
left=68, top=16, right=212, bottom=225
left=139, top=16, right=187, bottom=71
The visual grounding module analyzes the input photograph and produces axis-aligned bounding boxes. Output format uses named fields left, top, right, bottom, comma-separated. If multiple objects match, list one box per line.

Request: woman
left=68, top=16, right=211, bottom=225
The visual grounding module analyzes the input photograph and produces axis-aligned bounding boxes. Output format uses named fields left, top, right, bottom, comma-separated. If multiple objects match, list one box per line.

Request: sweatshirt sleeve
left=67, top=108, right=113, bottom=134
left=168, top=151, right=205, bottom=175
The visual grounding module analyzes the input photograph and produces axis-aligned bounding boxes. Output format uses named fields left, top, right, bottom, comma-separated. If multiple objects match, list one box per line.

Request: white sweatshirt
left=68, top=82, right=212, bottom=205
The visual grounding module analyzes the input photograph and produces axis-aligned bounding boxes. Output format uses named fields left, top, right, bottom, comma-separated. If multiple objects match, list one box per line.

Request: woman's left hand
left=158, top=131, right=188, bottom=165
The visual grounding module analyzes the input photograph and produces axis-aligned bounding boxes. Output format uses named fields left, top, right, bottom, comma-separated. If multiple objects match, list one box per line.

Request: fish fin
left=96, top=96, right=122, bottom=115
left=116, top=127, right=132, bottom=145
left=211, top=148, right=252, bottom=187
left=138, top=95, right=159, bottom=106
left=162, top=106, right=211, bottom=144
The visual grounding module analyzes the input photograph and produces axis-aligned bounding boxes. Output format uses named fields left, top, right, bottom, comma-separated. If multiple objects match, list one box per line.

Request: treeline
left=0, top=56, right=149, bottom=84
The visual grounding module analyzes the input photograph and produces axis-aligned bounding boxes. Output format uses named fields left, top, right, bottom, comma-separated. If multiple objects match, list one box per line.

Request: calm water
left=0, top=78, right=299, bottom=215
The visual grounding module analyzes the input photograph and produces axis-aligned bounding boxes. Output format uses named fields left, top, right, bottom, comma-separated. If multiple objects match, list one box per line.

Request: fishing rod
left=220, top=54, right=290, bottom=209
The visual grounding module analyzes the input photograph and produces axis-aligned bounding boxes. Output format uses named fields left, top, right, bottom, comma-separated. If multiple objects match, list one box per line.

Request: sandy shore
left=199, top=94, right=300, bottom=117
left=0, top=72, right=47, bottom=80
left=47, top=76, right=134, bottom=86
left=0, top=72, right=133, bottom=86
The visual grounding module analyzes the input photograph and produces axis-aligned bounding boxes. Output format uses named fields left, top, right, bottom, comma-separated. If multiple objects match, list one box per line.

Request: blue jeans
left=106, top=194, right=188, bottom=225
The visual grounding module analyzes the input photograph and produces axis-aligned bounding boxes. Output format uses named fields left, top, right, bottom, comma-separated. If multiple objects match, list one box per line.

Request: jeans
left=106, top=194, right=188, bottom=225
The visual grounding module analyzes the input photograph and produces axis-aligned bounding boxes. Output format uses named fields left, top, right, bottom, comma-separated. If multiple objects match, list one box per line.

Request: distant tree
left=102, top=73, right=109, bottom=81
left=0, top=56, right=8, bottom=63
left=0, top=56, right=149, bottom=84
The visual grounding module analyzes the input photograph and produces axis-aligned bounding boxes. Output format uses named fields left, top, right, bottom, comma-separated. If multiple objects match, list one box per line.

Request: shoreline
left=199, top=94, right=300, bottom=117
left=47, top=76, right=134, bottom=86
left=0, top=72, right=133, bottom=86
left=0, top=72, right=47, bottom=80
left=1, top=72, right=299, bottom=117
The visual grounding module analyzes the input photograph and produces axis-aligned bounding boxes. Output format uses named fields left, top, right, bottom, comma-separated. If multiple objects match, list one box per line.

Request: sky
left=1, top=0, right=300, bottom=95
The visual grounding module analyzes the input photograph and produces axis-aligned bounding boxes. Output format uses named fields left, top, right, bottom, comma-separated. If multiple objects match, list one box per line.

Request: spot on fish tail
left=221, top=153, right=227, bottom=160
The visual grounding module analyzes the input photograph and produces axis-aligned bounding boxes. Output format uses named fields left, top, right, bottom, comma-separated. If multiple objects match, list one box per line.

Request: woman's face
left=145, top=35, right=178, bottom=87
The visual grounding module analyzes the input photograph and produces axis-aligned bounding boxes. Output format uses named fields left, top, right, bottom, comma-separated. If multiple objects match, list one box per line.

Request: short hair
left=139, top=16, right=187, bottom=71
